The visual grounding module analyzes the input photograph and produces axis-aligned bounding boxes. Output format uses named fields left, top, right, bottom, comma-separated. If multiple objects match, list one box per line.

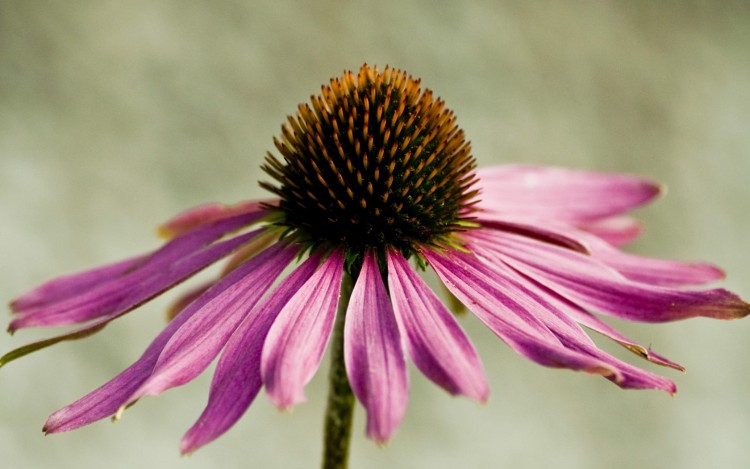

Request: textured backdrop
left=1, top=1, right=749, bottom=468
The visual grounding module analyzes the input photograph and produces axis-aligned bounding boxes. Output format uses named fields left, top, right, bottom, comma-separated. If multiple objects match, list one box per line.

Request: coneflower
left=4, top=64, right=747, bottom=468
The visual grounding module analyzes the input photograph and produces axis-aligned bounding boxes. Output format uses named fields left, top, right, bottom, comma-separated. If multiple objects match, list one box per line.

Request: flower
left=4, top=64, right=748, bottom=454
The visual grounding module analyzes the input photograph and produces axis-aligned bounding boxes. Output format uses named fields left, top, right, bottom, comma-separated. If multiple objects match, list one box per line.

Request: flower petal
left=158, top=200, right=275, bottom=238
left=472, top=230, right=749, bottom=322
left=10, top=255, right=146, bottom=312
left=42, top=240, right=277, bottom=432
left=424, top=249, right=621, bottom=379
left=478, top=216, right=725, bottom=287
left=10, top=213, right=264, bottom=330
left=261, top=251, right=344, bottom=409
left=476, top=164, right=662, bottom=222
left=468, top=243, right=684, bottom=372
left=180, top=255, right=321, bottom=454
left=2, top=229, right=264, bottom=368
left=576, top=229, right=726, bottom=287
left=123, top=243, right=297, bottom=403
left=387, top=251, right=488, bottom=402
left=10, top=231, right=262, bottom=331
left=576, top=215, right=643, bottom=247
left=345, top=251, right=408, bottom=443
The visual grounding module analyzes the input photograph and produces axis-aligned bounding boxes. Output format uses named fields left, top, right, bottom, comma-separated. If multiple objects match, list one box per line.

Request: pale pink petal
left=181, top=255, right=321, bottom=454
left=477, top=215, right=725, bottom=287
left=575, top=229, right=726, bottom=287
left=345, top=252, right=408, bottom=443
left=472, top=229, right=749, bottom=322
left=476, top=164, right=662, bottom=222
left=123, top=243, right=297, bottom=403
left=386, top=251, right=488, bottom=402
left=261, top=251, right=345, bottom=409
left=576, top=215, right=643, bottom=247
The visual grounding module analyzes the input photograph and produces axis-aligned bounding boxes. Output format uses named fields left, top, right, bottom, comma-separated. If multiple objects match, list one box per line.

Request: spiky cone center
left=261, top=65, right=479, bottom=268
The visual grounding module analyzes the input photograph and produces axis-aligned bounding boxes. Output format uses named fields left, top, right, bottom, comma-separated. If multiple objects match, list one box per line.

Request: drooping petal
left=345, top=251, right=408, bottom=443
left=43, top=239, right=276, bottom=432
left=424, top=249, right=621, bottom=379
left=180, top=255, right=321, bottom=454
left=466, top=242, right=680, bottom=387
left=387, top=251, right=488, bottom=402
left=476, top=164, right=662, bottom=222
left=476, top=216, right=589, bottom=254
left=10, top=213, right=265, bottom=330
left=477, top=215, right=725, bottom=287
left=10, top=230, right=261, bottom=331
left=261, top=250, right=344, bottom=409
left=10, top=255, right=146, bottom=312
left=122, top=243, right=297, bottom=404
left=471, top=229, right=749, bottom=322
left=576, top=215, right=643, bottom=247
left=574, top=229, right=726, bottom=287
left=158, top=199, right=276, bottom=238
left=2, top=229, right=264, bottom=368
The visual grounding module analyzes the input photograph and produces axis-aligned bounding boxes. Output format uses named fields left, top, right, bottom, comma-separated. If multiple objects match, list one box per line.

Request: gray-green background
left=1, top=1, right=748, bottom=468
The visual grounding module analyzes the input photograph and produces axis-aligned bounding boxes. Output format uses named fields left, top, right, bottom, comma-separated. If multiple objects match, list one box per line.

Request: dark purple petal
left=471, top=230, right=749, bottom=322
left=10, top=214, right=264, bottom=331
left=180, top=254, right=321, bottom=454
left=261, top=251, right=344, bottom=409
left=122, top=243, right=297, bottom=404
left=387, top=251, right=488, bottom=402
left=345, top=251, right=408, bottom=443
left=476, top=164, right=662, bottom=222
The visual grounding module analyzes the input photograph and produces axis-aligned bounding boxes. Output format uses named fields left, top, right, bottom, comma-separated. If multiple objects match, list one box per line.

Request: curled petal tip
left=590, top=365, right=622, bottom=382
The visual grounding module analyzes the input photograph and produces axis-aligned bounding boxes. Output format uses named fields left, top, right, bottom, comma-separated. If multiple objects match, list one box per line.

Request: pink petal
left=476, top=164, right=662, bottom=222
left=10, top=255, right=146, bottom=312
left=10, top=227, right=263, bottom=331
left=261, top=251, right=344, bottom=409
left=158, top=199, right=274, bottom=238
left=477, top=216, right=589, bottom=254
left=576, top=215, right=643, bottom=247
left=43, top=240, right=278, bottom=432
left=387, top=251, right=488, bottom=402
left=575, top=229, right=726, bottom=287
left=345, top=251, right=408, bottom=443
left=123, top=243, right=297, bottom=403
left=424, top=249, right=621, bottom=379
left=467, top=242, right=680, bottom=387
left=478, top=215, right=725, bottom=287
left=472, top=229, right=749, bottom=322
left=181, top=255, right=321, bottom=454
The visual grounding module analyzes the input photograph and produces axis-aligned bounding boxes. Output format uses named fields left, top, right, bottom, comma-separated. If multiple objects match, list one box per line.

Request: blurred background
left=1, top=1, right=749, bottom=468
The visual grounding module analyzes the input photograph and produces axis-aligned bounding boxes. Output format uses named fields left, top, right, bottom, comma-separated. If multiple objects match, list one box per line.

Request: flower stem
left=321, top=272, right=355, bottom=469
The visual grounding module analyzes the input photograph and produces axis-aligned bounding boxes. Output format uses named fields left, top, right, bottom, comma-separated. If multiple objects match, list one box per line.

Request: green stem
left=321, top=272, right=356, bottom=469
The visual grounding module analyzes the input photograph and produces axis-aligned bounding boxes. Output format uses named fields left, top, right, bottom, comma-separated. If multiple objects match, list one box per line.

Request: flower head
left=4, top=64, right=748, bottom=454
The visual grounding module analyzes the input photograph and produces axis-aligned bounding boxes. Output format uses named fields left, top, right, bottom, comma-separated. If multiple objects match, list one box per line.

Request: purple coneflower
left=4, top=65, right=748, bottom=463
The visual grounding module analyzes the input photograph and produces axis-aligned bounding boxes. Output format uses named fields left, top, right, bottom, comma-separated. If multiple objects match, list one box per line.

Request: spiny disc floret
left=261, top=65, right=478, bottom=256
